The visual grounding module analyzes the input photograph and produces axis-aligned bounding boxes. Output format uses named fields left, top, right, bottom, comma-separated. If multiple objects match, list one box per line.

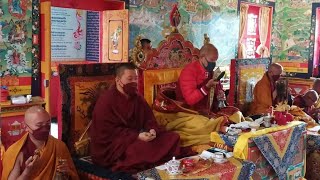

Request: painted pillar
left=40, top=0, right=51, bottom=112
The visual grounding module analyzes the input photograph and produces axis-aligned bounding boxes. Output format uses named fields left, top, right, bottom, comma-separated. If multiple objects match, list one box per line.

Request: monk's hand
left=206, top=79, right=219, bottom=89
left=149, top=129, right=157, bottom=137
left=138, top=132, right=155, bottom=142
left=57, top=163, right=71, bottom=175
left=23, top=154, right=39, bottom=176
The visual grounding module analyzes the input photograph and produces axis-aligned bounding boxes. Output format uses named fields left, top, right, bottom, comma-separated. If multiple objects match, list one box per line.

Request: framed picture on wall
left=102, top=9, right=128, bottom=63
left=229, top=58, right=271, bottom=111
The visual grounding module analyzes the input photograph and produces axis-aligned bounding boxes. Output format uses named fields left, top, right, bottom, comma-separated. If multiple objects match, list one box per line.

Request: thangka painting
left=271, top=0, right=313, bottom=78
left=129, top=0, right=239, bottom=67
left=229, top=58, right=270, bottom=108
left=0, top=0, right=39, bottom=95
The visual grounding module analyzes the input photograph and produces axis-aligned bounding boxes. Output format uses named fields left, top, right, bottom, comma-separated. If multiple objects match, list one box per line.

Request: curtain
left=238, top=4, right=249, bottom=59
left=256, top=7, right=270, bottom=57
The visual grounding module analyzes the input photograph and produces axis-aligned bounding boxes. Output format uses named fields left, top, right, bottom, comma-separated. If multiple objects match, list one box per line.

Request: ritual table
left=210, top=121, right=306, bottom=179
left=137, top=157, right=255, bottom=180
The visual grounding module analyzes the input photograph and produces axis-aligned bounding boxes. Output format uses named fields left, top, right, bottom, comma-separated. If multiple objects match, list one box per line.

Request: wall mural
left=0, top=0, right=35, bottom=95
left=272, top=0, right=313, bottom=76
left=129, top=0, right=239, bottom=67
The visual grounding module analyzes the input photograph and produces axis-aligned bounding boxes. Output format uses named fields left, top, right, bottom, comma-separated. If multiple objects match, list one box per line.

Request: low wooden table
left=0, top=96, right=45, bottom=149
left=137, top=157, right=255, bottom=180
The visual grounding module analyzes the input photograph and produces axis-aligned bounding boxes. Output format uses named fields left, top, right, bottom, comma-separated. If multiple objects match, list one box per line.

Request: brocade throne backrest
left=58, top=63, right=118, bottom=155
left=131, top=33, right=200, bottom=70
left=131, top=33, right=211, bottom=106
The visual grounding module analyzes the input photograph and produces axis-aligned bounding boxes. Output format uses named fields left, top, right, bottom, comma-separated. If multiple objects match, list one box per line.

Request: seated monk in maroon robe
left=293, top=90, right=319, bottom=116
left=89, top=64, right=188, bottom=173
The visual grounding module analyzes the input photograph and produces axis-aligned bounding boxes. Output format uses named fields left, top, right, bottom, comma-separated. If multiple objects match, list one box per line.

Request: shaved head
left=313, top=78, right=320, bottom=94
left=303, top=90, right=319, bottom=107
left=268, top=63, right=283, bottom=74
left=25, top=106, right=51, bottom=131
left=267, top=63, right=283, bottom=82
left=199, top=44, right=218, bottom=62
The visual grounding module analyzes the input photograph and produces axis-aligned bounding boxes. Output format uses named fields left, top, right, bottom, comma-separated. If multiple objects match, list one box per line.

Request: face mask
left=206, top=61, right=216, bottom=72
left=204, top=57, right=216, bottom=72
left=123, top=82, right=138, bottom=96
left=272, top=75, right=281, bottom=81
left=31, top=124, right=51, bottom=141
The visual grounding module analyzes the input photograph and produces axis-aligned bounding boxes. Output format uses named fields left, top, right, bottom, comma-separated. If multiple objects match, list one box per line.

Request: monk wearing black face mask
left=176, top=43, right=221, bottom=114
left=89, top=64, right=190, bottom=173
left=249, top=63, right=286, bottom=115
left=2, top=106, right=79, bottom=180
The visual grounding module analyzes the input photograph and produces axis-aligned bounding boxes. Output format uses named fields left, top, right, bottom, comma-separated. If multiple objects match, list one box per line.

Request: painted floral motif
left=73, top=10, right=84, bottom=51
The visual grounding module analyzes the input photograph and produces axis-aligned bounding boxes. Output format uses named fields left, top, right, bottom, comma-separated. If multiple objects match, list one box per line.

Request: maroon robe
left=293, top=95, right=312, bottom=115
left=89, top=85, right=183, bottom=173
left=21, top=136, right=37, bottom=171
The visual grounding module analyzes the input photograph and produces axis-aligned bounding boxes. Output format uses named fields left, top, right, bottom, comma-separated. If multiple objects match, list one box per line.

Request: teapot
left=165, top=157, right=182, bottom=175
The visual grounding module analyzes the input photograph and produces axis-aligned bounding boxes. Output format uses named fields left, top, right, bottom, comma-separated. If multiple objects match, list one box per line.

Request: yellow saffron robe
left=249, top=73, right=273, bottom=115
left=1, top=134, right=79, bottom=180
left=154, top=111, right=243, bottom=147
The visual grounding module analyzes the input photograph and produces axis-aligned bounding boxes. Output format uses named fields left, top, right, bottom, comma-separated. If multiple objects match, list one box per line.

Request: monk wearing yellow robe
left=1, top=106, right=79, bottom=180
left=249, top=63, right=283, bottom=115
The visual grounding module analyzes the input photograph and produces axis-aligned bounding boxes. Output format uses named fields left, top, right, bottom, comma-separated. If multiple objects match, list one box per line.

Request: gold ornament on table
left=274, top=101, right=291, bottom=112
left=130, top=35, right=146, bottom=69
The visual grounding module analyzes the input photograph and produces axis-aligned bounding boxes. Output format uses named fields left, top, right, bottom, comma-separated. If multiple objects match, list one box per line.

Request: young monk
left=1, top=106, right=79, bottom=180
left=89, top=63, right=188, bottom=173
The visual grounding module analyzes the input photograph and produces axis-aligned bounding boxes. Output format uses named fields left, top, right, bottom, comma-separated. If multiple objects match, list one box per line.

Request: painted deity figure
left=110, top=26, right=122, bottom=54
left=12, top=50, right=20, bottom=64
